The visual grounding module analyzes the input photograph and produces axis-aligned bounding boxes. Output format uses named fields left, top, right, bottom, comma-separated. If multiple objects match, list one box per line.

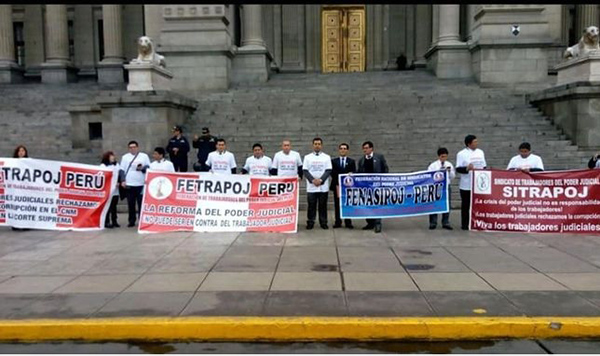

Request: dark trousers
left=126, top=185, right=144, bottom=225
left=105, top=196, right=119, bottom=225
left=366, top=218, right=382, bottom=228
left=460, top=189, right=471, bottom=229
left=333, top=188, right=352, bottom=226
left=307, top=192, right=328, bottom=226
left=173, top=159, right=188, bottom=172
left=429, top=187, right=451, bottom=227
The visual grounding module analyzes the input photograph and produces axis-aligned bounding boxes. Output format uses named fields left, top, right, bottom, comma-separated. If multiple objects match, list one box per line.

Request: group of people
left=9, top=126, right=600, bottom=232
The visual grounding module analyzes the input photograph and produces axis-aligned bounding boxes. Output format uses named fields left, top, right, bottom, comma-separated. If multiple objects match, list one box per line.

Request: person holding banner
left=242, top=143, right=272, bottom=176
left=507, top=142, right=544, bottom=172
left=11, top=145, right=30, bottom=231
left=270, top=139, right=303, bottom=179
left=427, top=147, right=455, bottom=230
left=205, top=138, right=237, bottom=175
left=357, top=141, right=389, bottom=233
left=588, top=152, right=600, bottom=169
left=303, top=137, right=332, bottom=230
left=150, top=147, right=175, bottom=172
left=166, top=125, right=190, bottom=172
left=456, top=135, right=487, bottom=230
left=101, top=151, right=123, bottom=228
left=12, top=145, right=28, bottom=159
left=331, top=143, right=356, bottom=229
left=120, top=141, right=151, bottom=228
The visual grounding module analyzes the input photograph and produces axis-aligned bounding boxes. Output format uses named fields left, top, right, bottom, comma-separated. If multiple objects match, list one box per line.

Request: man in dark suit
left=331, top=143, right=357, bottom=229
left=357, top=141, right=389, bottom=233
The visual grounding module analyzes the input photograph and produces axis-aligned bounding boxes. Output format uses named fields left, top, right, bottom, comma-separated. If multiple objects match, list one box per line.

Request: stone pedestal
left=125, top=63, right=173, bottom=91
left=528, top=82, right=600, bottom=149
left=555, top=53, right=600, bottom=86
left=98, top=63, right=125, bottom=84
left=159, top=5, right=233, bottom=92
left=425, top=44, right=472, bottom=79
left=40, top=63, right=78, bottom=83
left=232, top=46, right=272, bottom=85
left=469, top=5, right=553, bottom=86
left=69, top=91, right=197, bottom=156
left=0, top=62, right=25, bottom=83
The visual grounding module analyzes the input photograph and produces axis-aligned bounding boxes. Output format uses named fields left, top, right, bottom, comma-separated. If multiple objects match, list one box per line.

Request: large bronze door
left=321, top=7, right=365, bottom=73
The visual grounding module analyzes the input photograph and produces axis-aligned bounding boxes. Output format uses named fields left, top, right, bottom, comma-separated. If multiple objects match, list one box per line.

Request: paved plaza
left=1, top=210, right=600, bottom=319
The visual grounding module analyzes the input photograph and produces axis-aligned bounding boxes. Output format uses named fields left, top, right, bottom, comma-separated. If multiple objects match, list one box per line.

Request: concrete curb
left=1, top=317, right=600, bottom=342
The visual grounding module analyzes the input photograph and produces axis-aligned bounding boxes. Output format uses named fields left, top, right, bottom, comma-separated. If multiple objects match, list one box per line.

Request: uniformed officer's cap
left=202, top=127, right=210, bottom=134
left=173, top=125, right=182, bottom=132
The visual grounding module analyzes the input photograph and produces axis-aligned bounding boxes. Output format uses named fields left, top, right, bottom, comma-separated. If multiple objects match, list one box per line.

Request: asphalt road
left=0, top=339, right=599, bottom=353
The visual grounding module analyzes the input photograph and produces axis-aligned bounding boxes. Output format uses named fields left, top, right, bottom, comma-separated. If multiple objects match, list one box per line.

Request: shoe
left=443, top=225, right=453, bottom=230
left=127, top=223, right=135, bottom=228
left=321, top=224, right=329, bottom=230
left=461, top=226, right=469, bottom=231
left=113, top=222, right=121, bottom=228
left=374, top=225, right=382, bottom=233
left=306, top=223, right=314, bottom=230
left=333, top=223, right=342, bottom=228
left=429, top=225, right=436, bottom=230
left=105, top=223, right=114, bottom=229
left=346, top=224, right=354, bottom=229
left=362, top=225, right=375, bottom=230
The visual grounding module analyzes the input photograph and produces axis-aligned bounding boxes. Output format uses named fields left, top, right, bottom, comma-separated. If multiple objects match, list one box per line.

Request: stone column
left=44, top=5, right=70, bottom=64
left=424, top=4, right=471, bottom=79
left=576, top=5, right=599, bottom=34
left=437, top=4, right=461, bottom=45
left=0, top=5, right=23, bottom=83
left=41, top=4, right=77, bottom=83
left=233, top=4, right=272, bottom=85
left=431, top=5, right=439, bottom=47
left=241, top=5, right=265, bottom=48
left=98, top=5, right=125, bottom=83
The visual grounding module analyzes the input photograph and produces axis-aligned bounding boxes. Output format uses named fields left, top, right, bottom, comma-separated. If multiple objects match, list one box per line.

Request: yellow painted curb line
left=1, top=317, right=600, bottom=342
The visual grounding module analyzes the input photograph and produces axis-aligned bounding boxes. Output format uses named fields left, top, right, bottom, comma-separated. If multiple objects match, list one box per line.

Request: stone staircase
left=184, top=70, right=594, bottom=209
left=0, top=71, right=594, bottom=211
left=0, top=81, right=124, bottom=164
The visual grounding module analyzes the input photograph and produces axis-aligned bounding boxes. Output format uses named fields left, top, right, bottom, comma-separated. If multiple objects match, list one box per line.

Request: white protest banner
left=139, top=170, right=299, bottom=233
left=0, top=158, right=117, bottom=230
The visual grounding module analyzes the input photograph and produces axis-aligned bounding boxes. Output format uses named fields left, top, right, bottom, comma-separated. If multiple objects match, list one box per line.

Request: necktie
left=342, top=158, right=345, bottom=168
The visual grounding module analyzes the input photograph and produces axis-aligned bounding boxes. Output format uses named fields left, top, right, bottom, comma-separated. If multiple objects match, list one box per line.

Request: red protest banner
left=470, top=169, right=600, bottom=233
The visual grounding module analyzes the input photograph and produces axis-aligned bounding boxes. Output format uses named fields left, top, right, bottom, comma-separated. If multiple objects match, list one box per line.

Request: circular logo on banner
left=343, top=176, right=354, bottom=187
left=148, top=176, right=173, bottom=200
left=476, top=173, right=490, bottom=191
left=433, top=171, right=445, bottom=182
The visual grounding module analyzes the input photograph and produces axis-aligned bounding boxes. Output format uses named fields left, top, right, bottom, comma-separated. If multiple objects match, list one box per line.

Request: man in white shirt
left=507, top=142, right=544, bottom=172
left=150, top=147, right=175, bottom=172
left=242, top=143, right=272, bottom=176
left=205, top=138, right=237, bottom=175
left=303, top=137, right=332, bottom=230
left=427, top=147, right=456, bottom=230
left=120, top=140, right=151, bottom=227
left=456, top=135, right=487, bottom=230
left=270, top=139, right=303, bottom=179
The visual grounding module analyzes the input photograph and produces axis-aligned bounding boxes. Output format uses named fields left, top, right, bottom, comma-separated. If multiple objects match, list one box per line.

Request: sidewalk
left=1, top=210, right=600, bottom=341
left=1, top=210, right=600, bottom=319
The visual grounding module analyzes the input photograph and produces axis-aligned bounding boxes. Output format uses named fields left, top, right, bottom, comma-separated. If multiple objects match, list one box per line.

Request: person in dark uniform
left=331, top=143, right=356, bottom=229
left=166, top=125, right=190, bottom=172
left=357, top=141, right=389, bottom=233
left=192, top=127, right=218, bottom=172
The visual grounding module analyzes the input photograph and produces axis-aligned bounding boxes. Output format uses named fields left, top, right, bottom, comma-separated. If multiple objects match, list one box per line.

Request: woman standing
left=101, top=151, right=122, bottom=228
left=11, top=145, right=30, bottom=231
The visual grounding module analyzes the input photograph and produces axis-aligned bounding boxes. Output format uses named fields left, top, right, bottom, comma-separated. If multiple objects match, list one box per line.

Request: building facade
left=0, top=5, right=596, bottom=90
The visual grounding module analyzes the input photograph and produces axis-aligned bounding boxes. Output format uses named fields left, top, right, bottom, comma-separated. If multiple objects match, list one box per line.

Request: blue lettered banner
left=339, top=170, right=449, bottom=219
